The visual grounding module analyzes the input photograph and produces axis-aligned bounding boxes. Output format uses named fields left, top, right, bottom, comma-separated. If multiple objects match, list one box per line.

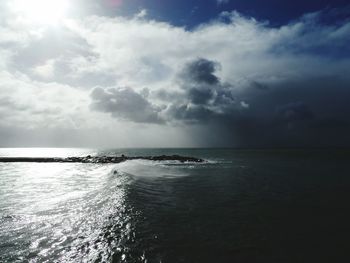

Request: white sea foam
left=112, top=159, right=197, bottom=178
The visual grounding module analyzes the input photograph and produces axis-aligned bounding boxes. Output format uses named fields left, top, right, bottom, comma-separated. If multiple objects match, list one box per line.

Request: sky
left=0, top=0, right=350, bottom=148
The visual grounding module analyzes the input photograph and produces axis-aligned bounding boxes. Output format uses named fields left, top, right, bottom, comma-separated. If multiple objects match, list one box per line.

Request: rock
left=0, top=155, right=205, bottom=164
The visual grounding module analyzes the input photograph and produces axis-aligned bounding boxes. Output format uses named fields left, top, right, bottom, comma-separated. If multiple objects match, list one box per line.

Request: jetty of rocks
left=0, top=155, right=205, bottom=164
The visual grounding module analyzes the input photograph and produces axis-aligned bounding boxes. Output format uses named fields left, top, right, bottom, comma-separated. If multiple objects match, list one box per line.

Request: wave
left=112, top=159, right=194, bottom=179
left=110, top=157, right=223, bottom=179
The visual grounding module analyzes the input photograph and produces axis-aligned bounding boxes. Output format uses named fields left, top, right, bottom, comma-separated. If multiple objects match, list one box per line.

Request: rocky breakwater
left=0, top=155, right=205, bottom=164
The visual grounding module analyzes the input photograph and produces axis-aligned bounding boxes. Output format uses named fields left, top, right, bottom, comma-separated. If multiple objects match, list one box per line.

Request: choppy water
left=0, top=148, right=349, bottom=262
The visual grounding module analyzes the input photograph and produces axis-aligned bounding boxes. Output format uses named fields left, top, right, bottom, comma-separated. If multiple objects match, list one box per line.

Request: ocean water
left=0, top=148, right=349, bottom=263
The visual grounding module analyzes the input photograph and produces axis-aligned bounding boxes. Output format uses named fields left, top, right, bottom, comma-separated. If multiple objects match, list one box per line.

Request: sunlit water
left=0, top=148, right=350, bottom=262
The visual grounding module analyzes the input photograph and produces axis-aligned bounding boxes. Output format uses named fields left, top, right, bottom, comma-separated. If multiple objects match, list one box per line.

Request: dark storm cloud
left=164, top=58, right=241, bottom=123
left=89, top=52, right=350, bottom=147
left=188, top=87, right=214, bottom=105
left=163, top=57, right=350, bottom=147
left=180, top=58, right=219, bottom=85
left=181, top=59, right=235, bottom=106
left=276, top=102, right=314, bottom=122
left=166, top=104, right=215, bottom=123
left=89, top=58, right=242, bottom=125
left=90, top=87, right=164, bottom=124
left=251, top=81, right=269, bottom=91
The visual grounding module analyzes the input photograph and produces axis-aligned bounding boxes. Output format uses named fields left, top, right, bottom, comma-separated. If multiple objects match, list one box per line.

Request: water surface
left=0, top=148, right=349, bottom=262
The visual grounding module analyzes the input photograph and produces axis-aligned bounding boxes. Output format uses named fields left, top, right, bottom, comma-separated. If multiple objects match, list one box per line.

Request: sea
left=0, top=148, right=349, bottom=263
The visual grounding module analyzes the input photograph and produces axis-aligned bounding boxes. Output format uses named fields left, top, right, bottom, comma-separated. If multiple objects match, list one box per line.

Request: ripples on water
left=0, top=149, right=212, bottom=262
left=0, top=162, right=132, bottom=262
left=1, top=148, right=350, bottom=262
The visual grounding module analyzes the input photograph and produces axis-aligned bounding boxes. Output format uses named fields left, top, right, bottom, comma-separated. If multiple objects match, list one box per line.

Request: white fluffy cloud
left=64, top=10, right=350, bottom=89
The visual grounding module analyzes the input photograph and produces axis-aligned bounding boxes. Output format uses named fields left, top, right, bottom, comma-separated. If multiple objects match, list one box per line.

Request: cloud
left=135, top=9, right=148, bottom=19
left=0, top=2, right=349, bottom=147
left=0, top=71, right=90, bottom=130
left=33, top=59, right=55, bottom=78
left=90, top=87, right=164, bottom=124
left=276, top=102, right=314, bottom=123
left=163, top=58, right=246, bottom=123
left=66, top=9, right=350, bottom=93
left=162, top=54, right=350, bottom=146
left=180, top=58, right=220, bottom=86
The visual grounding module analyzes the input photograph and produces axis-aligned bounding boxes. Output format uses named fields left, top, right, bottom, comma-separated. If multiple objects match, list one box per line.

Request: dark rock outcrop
left=0, top=155, right=204, bottom=164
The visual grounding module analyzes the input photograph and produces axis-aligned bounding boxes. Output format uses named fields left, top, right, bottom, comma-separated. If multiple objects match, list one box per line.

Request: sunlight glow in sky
left=11, top=0, right=70, bottom=25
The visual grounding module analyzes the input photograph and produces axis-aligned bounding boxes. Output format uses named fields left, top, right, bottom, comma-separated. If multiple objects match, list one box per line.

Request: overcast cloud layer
left=0, top=1, right=350, bottom=147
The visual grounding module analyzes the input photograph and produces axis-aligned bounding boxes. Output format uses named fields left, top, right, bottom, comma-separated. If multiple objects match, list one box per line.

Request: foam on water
left=112, top=159, right=194, bottom=178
